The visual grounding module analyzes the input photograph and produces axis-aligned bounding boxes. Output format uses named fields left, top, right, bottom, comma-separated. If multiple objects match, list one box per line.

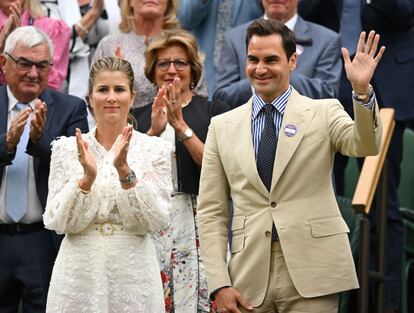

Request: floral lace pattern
left=44, top=128, right=173, bottom=312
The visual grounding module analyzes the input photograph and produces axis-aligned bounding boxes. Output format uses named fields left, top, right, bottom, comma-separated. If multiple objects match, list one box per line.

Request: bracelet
left=78, top=180, right=91, bottom=194
left=76, top=22, right=89, bottom=35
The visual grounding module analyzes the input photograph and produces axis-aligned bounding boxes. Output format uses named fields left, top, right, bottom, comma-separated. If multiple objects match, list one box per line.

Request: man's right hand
left=215, top=287, right=253, bottom=313
left=6, top=108, right=31, bottom=153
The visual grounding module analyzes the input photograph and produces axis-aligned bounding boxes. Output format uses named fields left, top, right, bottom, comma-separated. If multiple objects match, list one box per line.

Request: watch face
left=128, top=170, right=137, bottom=182
left=179, top=128, right=193, bottom=142
left=120, top=170, right=137, bottom=183
left=184, top=129, right=193, bottom=137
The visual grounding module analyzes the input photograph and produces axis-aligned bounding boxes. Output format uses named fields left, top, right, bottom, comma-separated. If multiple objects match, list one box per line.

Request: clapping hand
left=76, top=128, right=97, bottom=191
left=29, top=100, right=47, bottom=143
left=6, top=106, right=31, bottom=152
left=164, top=77, right=187, bottom=132
left=115, top=46, right=124, bottom=59
left=113, top=125, right=135, bottom=188
left=147, top=86, right=168, bottom=136
left=92, top=0, right=104, bottom=15
left=0, top=1, right=21, bottom=52
left=342, top=30, right=385, bottom=94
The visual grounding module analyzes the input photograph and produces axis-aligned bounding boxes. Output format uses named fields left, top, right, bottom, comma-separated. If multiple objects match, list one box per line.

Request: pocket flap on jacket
left=231, top=234, right=245, bottom=253
left=310, top=216, right=349, bottom=238
left=231, top=216, right=245, bottom=231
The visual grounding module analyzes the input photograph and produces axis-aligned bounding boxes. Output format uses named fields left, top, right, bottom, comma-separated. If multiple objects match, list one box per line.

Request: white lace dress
left=43, top=128, right=172, bottom=313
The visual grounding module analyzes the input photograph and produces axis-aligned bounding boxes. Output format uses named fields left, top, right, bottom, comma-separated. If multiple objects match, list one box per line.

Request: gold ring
left=77, top=153, right=81, bottom=157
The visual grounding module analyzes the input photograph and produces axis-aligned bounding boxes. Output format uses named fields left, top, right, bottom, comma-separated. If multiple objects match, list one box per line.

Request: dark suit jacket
left=0, top=85, right=89, bottom=209
left=213, top=16, right=341, bottom=109
left=299, top=0, right=414, bottom=121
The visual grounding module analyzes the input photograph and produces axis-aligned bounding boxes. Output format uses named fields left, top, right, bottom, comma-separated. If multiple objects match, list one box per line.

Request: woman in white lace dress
left=43, top=57, right=172, bottom=312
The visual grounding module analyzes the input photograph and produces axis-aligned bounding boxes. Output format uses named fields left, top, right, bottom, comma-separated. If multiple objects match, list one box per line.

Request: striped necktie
left=5, top=103, right=30, bottom=222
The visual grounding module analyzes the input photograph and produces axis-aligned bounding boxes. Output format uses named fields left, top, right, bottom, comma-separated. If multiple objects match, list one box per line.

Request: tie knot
left=15, top=102, right=29, bottom=111
left=263, top=103, right=274, bottom=115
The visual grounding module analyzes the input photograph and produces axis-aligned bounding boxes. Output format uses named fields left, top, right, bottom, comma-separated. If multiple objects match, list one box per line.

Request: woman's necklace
left=181, top=95, right=193, bottom=108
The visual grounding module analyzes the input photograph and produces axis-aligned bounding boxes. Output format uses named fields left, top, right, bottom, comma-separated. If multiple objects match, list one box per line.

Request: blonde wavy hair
left=118, top=0, right=179, bottom=33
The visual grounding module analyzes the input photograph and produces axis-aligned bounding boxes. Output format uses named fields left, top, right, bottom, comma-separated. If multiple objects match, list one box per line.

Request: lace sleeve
left=116, top=137, right=173, bottom=233
left=43, top=137, right=100, bottom=234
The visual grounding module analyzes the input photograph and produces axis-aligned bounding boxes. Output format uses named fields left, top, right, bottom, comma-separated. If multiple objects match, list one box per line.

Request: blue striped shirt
left=252, top=86, right=292, bottom=158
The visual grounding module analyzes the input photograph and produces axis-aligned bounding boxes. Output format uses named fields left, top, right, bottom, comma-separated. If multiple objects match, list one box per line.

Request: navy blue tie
left=257, top=104, right=279, bottom=241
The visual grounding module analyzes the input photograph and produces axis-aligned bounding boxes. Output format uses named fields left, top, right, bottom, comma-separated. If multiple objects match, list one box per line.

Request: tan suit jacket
left=197, top=88, right=382, bottom=307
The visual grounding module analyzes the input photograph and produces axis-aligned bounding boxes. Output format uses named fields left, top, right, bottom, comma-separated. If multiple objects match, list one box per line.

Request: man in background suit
left=197, top=19, right=383, bottom=313
left=299, top=1, right=414, bottom=311
left=213, top=0, right=341, bottom=109
left=0, top=26, right=88, bottom=313
left=178, top=0, right=264, bottom=99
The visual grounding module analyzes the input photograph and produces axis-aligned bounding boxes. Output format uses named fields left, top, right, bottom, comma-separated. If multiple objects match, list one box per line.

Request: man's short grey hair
left=4, top=26, right=54, bottom=60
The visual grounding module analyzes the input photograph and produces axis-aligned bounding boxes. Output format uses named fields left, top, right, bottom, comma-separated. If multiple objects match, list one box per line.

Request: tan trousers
left=240, top=241, right=339, bottom=313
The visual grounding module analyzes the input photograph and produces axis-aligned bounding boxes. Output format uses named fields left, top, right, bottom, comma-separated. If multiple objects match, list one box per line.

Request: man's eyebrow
left=17, top=56, right=50, bottom=63
left=264, top=55, right=280, bottom=61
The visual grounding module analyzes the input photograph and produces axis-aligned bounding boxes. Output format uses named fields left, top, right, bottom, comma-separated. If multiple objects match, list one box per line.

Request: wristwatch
left=352, top=85, right=374, bottom=102
left=177, top=128, right=193, bottom=142
left=119, top=170, right=137, bottom=184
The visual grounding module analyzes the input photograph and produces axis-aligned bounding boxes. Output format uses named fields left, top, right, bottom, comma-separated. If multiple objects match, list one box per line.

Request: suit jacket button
left=265, top=231, right=271, bottom=237
left=271, top=202, right=277, bottom=208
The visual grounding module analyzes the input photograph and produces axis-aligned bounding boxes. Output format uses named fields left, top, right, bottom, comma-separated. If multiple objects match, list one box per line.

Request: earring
left=190, top=81, right=195, bottom=90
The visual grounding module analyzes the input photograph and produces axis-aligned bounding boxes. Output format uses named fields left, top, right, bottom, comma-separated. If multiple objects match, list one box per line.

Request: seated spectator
left=0, top=0, right=70, bottom=90
left=131, top=29, right=229, bottom=313
left=213, top=0, right=341, bottom=109
left=94, top=0, right=207, bottom=109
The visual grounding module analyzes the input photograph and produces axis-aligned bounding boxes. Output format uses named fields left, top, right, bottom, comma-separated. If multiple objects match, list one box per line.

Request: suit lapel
left=0, top=86, right=9, bottom=186
left=231, top=0, right=241, bottom=25
left=227, top=101, right=269, bottom=197
left=0, top=86, right=8, bottom=135
left=294, top=16, right=312, bottom=44
left=271, top=89, right=315, bottom=191
left=39, top=89, right=54, bottom=134
left=33, top=89, right=54, bottom=178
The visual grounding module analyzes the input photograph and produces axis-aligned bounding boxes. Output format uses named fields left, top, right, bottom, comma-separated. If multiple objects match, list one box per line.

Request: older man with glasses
left=0, top=26, right=88, bottom=313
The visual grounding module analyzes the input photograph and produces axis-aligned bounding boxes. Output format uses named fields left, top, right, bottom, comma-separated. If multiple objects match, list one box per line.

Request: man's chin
left=18, top=88, right=41, bottom=102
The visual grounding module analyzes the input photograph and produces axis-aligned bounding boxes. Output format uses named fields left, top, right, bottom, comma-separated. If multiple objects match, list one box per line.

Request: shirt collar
left=263, top=14, right=298, bottom=31
left=7, top=86, right=36, bottom=113
left=252, top=86, right=292, bottom=120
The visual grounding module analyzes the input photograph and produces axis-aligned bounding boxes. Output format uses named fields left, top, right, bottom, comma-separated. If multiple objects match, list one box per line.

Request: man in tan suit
left=197, top=19, right=384, bottom=313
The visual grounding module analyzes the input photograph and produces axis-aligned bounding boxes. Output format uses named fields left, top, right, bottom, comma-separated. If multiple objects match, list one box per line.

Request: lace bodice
left=44, top=128, right=173, bottom=235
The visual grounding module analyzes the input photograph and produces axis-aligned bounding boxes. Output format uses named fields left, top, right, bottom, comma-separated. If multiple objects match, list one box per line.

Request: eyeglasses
left=156, top=59, right=189, bottom=71
left=5, top=52, right=53, bottom=72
